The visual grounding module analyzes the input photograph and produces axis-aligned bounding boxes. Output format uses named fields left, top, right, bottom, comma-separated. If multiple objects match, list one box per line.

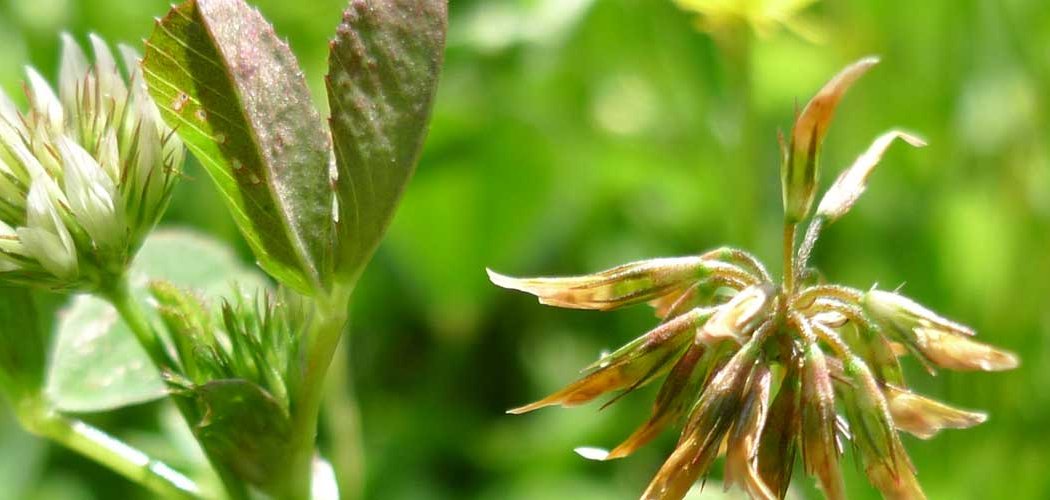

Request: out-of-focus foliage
left=1, top=0, right=1048, bottom=498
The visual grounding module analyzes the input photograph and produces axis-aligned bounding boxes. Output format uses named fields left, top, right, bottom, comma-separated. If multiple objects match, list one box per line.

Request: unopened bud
left=487, top=256, right=711, bottom=311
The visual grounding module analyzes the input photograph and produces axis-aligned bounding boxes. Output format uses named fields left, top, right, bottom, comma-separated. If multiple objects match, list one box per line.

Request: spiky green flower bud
left=151, top=281, right=305, bottom=494
left=0, top=34, right=183, bottom=290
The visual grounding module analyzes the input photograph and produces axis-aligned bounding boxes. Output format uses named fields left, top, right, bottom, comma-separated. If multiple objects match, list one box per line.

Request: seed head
left=491, top=57, right=1017, bottom=500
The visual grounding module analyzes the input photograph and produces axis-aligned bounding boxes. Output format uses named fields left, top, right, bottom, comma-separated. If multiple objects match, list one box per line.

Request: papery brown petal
left=487, top=257, right=710, bottom=311
left=885, top=385, right=987, bottom=439
left=800, top=344, right=846, bottom=500
left=606, top=342, right=712, bottom=459
left=758, top=356, right=801, bottom=500
left=915, top=327, right=1019, bottom=372
left=783, top=56, right=879, bottom=221
left=640, top=431, right=713, bottom=500
left=681, top=335, right=764, bottom=439
left=724, top=366, right=776, bottom=500
left=793, top=57, right=880, bottom=151
left=816, top=130, right=926, bottom=223
left=643, top=337, right=765, bottom=500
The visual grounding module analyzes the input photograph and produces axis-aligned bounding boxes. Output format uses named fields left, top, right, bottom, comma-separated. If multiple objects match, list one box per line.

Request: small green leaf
left=143, top=0, right=334, bottom=294
left=327, top=0, right=448, bottom=283
left=46, top=296, right=165, bottom=412
left=46, top=229, right=266, bottom=413
left=184, top=379, right=291, bottom=493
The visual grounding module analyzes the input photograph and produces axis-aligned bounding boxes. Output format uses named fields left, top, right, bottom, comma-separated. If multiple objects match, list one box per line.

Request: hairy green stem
left=278, top=284, right=353, bottom=499
left=101, top=277, right=250, bottom=500
left=795, top=216, right=825, bottom=285
left=793, top=284, right=865, bottom=309
left=16, top=397, right=199, bottom=499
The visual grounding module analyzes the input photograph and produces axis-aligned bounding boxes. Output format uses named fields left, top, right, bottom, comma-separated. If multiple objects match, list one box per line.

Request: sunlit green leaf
left=326, top=0, right=448, bottom=283
left=46, top=229, right=266, bottom=412
left=143, top=0, right=334, bottom=294
left=182, top=378, right=291, bottom=493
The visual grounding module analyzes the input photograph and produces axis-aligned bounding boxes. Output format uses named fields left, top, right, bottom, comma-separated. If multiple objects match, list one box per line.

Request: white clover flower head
left=0, top=34, right=184, bottom=290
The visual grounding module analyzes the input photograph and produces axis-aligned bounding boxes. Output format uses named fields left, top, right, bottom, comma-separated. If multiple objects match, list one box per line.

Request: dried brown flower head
left=489, top=57, right=1018, bottom=500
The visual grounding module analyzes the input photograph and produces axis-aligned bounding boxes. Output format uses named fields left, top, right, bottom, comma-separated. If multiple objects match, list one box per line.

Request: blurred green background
left=2, top=0, right=1049, bottom=498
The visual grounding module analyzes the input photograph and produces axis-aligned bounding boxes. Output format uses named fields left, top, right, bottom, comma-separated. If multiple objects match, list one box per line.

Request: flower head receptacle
left=0, top=34, right=183, bottom=291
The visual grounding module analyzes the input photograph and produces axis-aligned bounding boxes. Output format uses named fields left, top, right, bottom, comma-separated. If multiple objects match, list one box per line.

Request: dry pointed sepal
left=488, top=256, right=714, bottom=311
left=143, top=0, right=333, bottom=294
left=782, top=57, right=878, bottom=222
left=507, top=307, right=715, bottom=414
left=884, top=385, right=987, bottom=439
left=799, top=342, right=845, bottom=500
left=724, top=365, right=775, bottom=500
left=816, top=130, right=927, bottom=223
left=327, top=0, right=448, bottom=285
left=863, top=289, right=1018, bottom=372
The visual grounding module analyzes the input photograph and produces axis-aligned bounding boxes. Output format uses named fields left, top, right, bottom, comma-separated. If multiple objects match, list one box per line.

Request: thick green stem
left=323, top=336, right=365, bottom=500
left=100, top=277, right=250, bottom=500
left=278, top=284, right=353, bottom=500
left=16, top=397, right=199, bottom=499
left=103, top=278, right=172, bottom=372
